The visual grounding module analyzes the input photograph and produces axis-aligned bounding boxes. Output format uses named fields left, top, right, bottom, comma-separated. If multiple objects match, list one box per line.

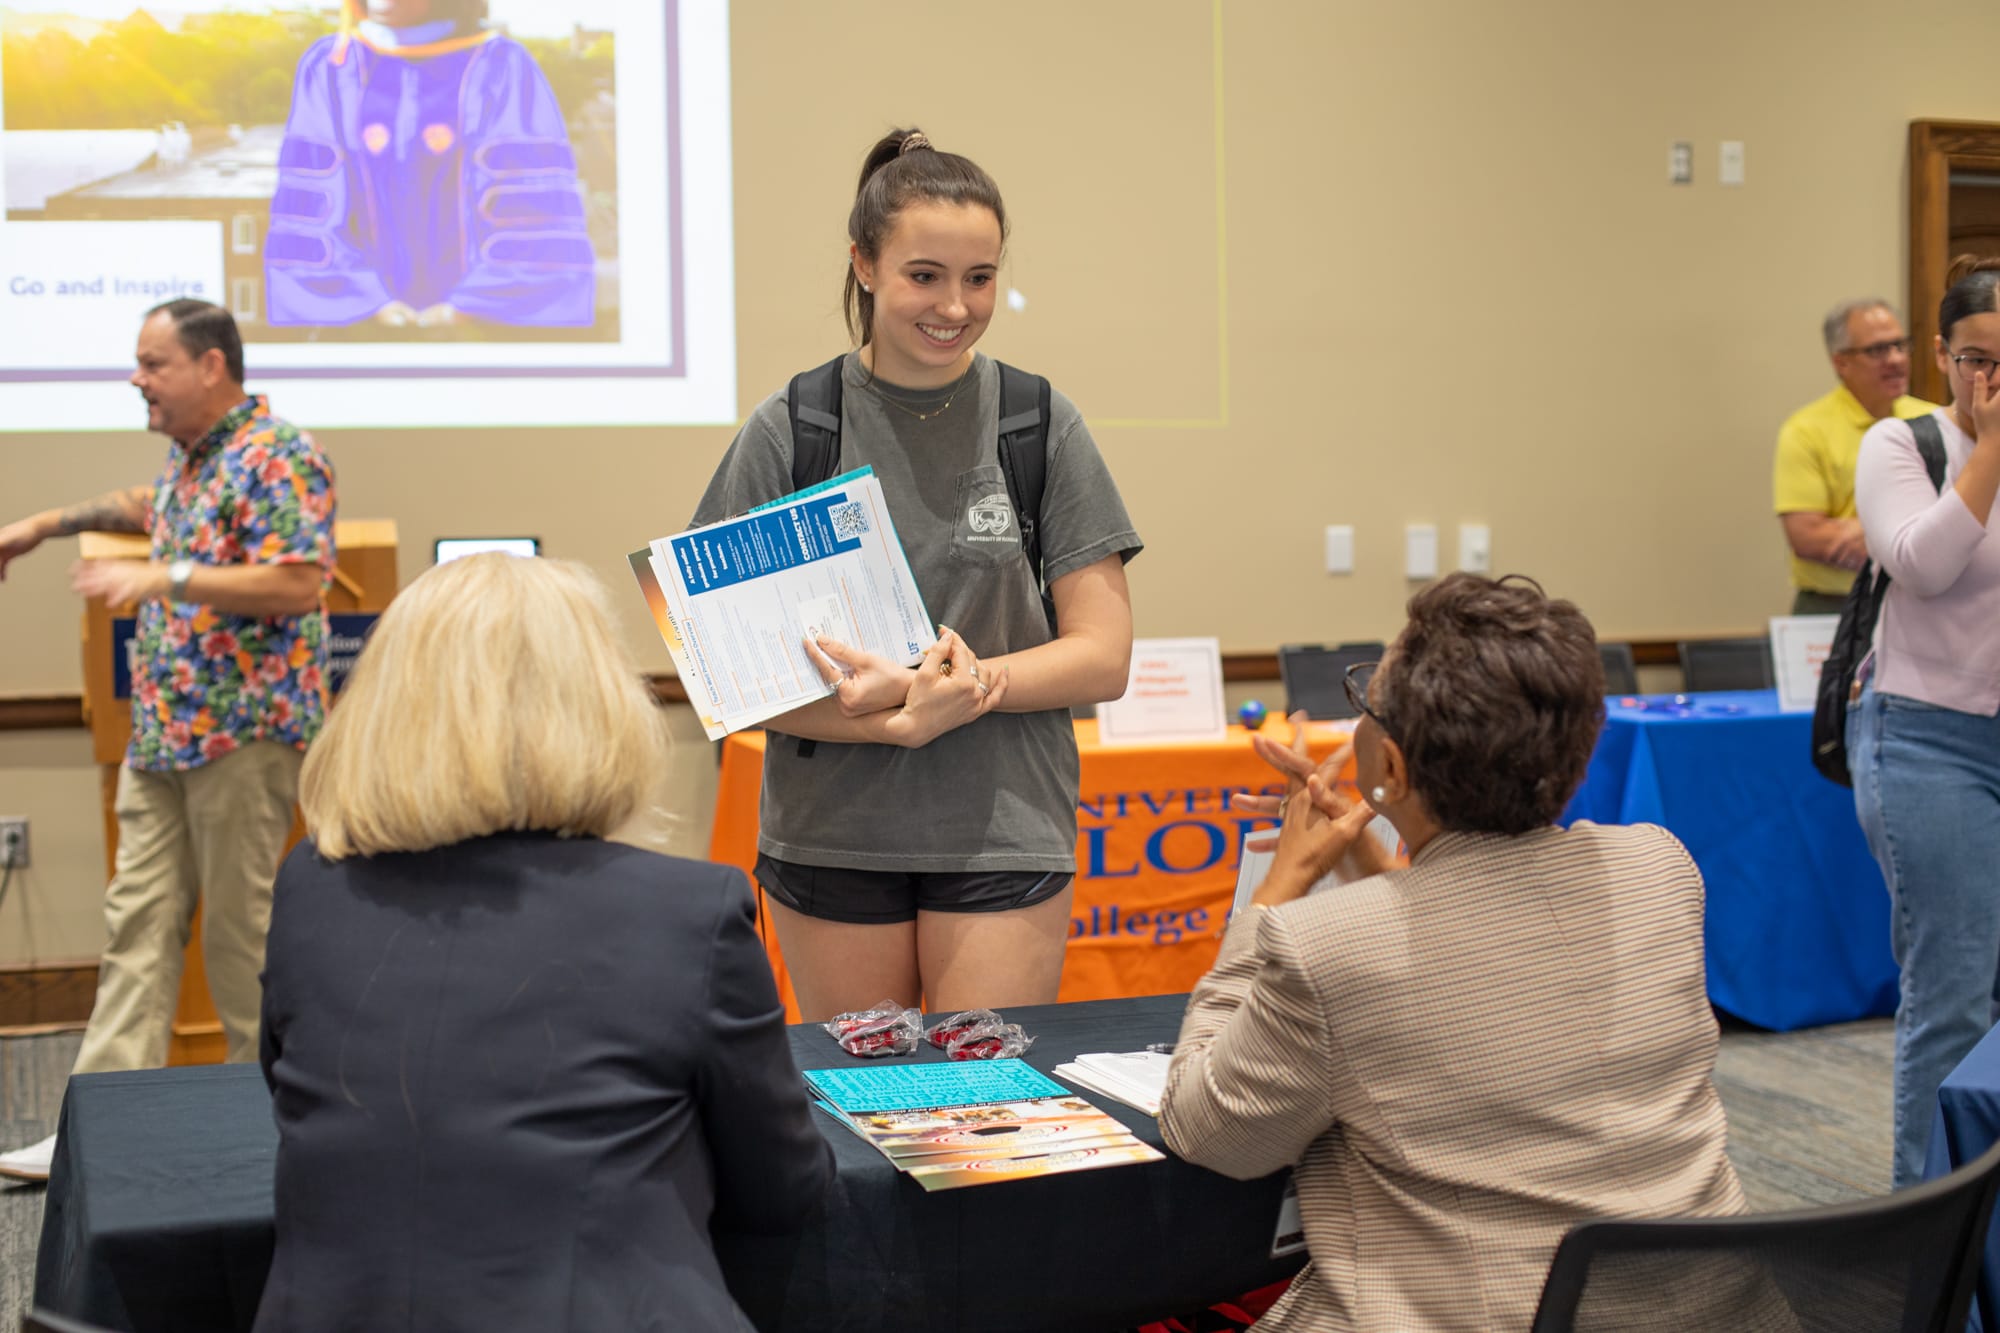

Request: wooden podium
left=78, top=520, right=398, bottom=1064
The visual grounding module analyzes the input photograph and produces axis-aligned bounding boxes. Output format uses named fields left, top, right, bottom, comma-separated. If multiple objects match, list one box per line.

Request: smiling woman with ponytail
left=690, top=127, right=1143, bottom=1021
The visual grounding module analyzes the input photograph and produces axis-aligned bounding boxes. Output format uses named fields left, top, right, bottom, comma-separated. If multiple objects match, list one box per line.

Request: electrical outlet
left=0, top=817, right=28, bottom=869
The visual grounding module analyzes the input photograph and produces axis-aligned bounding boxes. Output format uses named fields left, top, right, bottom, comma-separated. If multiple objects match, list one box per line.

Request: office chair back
left=1277, top=642, right=1386, bottom=720
left=1677, top=637, right=1775, bottom=692
left=1529, top=1136, right=2000, bottom=1332
left=1598, top=643, right=1639, bottom=695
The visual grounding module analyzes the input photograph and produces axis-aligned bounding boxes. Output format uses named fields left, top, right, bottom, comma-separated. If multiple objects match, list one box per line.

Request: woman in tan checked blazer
left=1159, top=573, right=1746, bottom=1332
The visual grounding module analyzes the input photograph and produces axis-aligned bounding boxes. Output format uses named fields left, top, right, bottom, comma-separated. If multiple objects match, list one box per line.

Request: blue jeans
left=1850, top=684, right=2000, bottom=1187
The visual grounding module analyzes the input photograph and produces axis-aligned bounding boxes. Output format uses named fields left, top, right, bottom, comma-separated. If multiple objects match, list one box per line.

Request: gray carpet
left=2, top=1028, right=81, bottom=1330
left=0, top=1018, right=1897, bottom=1328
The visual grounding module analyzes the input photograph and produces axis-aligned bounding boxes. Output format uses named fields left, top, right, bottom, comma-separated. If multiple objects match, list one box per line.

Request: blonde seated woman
left=253, top=553, right=832, bottom=1333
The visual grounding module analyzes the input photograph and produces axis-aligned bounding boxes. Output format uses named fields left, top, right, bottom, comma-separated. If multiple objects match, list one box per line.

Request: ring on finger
left=938, top=659, right=954, bottom=678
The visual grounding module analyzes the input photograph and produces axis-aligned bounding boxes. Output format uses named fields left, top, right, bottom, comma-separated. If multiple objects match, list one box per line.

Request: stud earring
left=861, top=282, right=871, bottom=293
left=1370, top=786, right=1388, bottom=803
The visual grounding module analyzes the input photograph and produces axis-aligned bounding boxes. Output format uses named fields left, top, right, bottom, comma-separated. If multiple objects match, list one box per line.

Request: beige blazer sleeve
left=1160, top=907, right=1345, bottom=1180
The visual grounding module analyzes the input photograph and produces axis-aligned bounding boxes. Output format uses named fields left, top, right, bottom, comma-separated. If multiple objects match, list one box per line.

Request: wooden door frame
left=1909, top=120, right=2000, bottom=403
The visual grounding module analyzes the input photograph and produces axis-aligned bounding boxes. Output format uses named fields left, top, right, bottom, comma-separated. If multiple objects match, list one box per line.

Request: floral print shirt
left=130, top=395, right=336, bottom=772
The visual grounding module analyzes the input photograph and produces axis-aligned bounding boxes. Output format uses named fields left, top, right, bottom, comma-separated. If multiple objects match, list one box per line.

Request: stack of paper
left=629, top=467, right=935, bottom=740
left=1051, top=1051, right=1172, bottom=1116
left=802, top=1059, right=1163, bottom=1192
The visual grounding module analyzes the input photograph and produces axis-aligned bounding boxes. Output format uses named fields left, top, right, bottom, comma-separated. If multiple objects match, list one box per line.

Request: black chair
left=1598, top=643, right=1639, bottom=695
left=1528, top=1136, right=2000, bottom=1332
left=1677, top=637, right=1774, bottom=692
left=1277, top=642, right=1386, bottom=720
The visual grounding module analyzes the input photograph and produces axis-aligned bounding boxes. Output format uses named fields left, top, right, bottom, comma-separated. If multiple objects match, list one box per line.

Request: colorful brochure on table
left=629, top=467, right=934, bottom=740
left=802, top=1059, right=1164, bottom=1192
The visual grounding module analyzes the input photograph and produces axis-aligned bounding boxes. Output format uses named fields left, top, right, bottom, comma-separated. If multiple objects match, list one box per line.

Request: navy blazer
left=254, top=832, right=833, bottom=1333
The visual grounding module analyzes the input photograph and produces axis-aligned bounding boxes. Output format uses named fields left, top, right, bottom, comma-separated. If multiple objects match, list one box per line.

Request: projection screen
left=0, top=0, right=733, bottom=429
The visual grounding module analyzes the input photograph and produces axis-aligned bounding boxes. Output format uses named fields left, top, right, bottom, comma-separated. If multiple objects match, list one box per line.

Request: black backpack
left=786, top=355, right=1056, bottom=633
left=1810, top=415, right=1947, bottom=786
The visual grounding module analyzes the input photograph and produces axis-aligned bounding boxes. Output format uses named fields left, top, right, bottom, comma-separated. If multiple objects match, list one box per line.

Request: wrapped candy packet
left=925, top=1009, right=1033, bottom=1061
left=823, top=999, right=921, bottom=1058
left=923, top=1009, right=1000, bottom=1050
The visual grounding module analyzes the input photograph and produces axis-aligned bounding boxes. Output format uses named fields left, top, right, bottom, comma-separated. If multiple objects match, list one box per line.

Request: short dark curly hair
left=1375, top=572, right=1604, bottom=834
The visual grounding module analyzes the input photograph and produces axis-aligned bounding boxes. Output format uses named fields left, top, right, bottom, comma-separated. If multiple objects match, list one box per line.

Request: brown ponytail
left=842, top=127, right=1008, bottom=346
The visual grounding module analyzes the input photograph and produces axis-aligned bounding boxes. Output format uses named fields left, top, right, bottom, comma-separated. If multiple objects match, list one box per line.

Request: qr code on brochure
left=829, top=501, right=870, bottom=539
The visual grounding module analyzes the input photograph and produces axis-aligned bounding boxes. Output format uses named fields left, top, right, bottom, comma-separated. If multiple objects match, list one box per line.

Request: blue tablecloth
left=1924, top=1022, right=2000, bottom=1331
left=1561, top=689, right=1896, bottom=1031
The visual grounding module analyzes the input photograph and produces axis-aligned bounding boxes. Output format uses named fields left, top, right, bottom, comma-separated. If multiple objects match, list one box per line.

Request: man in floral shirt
left=0, top=300, right=334, bottom=1180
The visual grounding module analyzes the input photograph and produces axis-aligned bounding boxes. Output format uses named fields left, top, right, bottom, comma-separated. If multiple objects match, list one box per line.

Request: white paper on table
left=1096, top=637, right=1227, bottom=745
left=631, top=468, right=934, bottom=739
left=1052, top=1051, right=1171, bottom=1116
left=1769, top=614, right=1838, bottom=712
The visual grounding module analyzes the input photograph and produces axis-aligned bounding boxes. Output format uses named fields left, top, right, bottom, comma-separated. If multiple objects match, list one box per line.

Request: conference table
left=1924, top=1023, right=2000, bottom=1333
left=33, top=994, right=1303, bottom=1333
left=711, top=720, right=1355, bottom=1020
left=1561, top=689, right=1896, bottom=1031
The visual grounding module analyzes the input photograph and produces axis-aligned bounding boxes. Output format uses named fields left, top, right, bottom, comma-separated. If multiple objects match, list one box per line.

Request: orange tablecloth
left=708, top=719, right=1358, bottom=1020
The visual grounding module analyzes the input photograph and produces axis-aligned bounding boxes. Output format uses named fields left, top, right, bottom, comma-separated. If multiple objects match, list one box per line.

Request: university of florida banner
left=709, top=720, right=1357, bottom=1020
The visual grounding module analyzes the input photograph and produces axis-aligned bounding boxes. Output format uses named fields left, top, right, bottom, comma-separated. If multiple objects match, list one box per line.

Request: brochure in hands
left=802, top=1059, right=1164, bottom=1193
left=630, top=467, right=934, bottom=740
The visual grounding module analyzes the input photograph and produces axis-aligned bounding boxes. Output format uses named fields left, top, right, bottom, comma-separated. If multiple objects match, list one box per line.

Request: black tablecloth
left=35, top=994, right=1302, bottom=1332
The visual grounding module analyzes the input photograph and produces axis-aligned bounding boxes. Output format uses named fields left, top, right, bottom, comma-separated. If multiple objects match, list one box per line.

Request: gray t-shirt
left=691, top=352, right=1142, bottom=872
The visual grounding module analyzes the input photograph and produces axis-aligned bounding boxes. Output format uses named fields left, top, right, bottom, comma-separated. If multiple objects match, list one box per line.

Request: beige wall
left=3, top=0, right=1994, bottom=962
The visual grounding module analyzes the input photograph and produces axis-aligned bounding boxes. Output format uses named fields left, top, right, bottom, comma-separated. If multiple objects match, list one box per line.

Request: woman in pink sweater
left=1852, top=254, right=2000, bottom=1187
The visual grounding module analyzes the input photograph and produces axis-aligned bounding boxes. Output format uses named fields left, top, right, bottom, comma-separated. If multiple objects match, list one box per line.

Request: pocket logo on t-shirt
left=967, top=493, right=1015, bottom=542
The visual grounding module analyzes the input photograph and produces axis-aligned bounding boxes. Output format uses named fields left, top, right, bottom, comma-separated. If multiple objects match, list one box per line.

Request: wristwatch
left=166, top=558, right=194, bottom=603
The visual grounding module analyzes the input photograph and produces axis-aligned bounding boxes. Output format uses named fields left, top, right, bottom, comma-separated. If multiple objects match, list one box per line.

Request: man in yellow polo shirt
left=1773, top=299, right=1938, bottom=615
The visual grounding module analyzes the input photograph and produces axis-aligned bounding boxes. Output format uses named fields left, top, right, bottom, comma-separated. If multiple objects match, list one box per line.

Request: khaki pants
left=73, top=741, right=303, bottom=1073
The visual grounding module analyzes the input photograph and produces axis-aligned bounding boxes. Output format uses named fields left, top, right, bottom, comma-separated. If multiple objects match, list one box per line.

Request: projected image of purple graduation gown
left=265, top=25, right=595, bottom=327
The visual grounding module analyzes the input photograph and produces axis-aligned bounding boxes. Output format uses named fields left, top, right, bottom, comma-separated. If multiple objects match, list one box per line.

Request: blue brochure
left=802, top=1059, right=1071, bottom=1114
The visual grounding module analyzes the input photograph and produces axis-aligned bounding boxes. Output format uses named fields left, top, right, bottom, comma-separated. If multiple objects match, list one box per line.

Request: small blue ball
left=1237, top=699, right=1268, bottom=730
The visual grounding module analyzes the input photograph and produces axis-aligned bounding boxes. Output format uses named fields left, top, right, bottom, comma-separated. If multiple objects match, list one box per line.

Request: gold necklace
left=864, top=364, right=974, bottom=422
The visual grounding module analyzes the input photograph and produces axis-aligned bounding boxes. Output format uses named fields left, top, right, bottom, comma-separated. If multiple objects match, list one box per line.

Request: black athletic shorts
left=752, top=854, right=1073, bottom=926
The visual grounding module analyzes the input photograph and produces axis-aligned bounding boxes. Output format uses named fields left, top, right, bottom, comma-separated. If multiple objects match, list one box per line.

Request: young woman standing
left=1852, top=255, right=2000, bottom=1186
left=692, top=128, right=1142, bottom=1021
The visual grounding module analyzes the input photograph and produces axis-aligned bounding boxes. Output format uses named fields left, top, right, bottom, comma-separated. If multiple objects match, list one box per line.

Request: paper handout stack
left=802, top=1059, right=1164, bottom=1192
left=1051, top=1051, right=1172, bottom=1116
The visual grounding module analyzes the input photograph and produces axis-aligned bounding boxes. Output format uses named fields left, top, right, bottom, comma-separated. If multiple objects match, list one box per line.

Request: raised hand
left=0, top=516, right=48, bottom=581
left=69, top=558, right=163, bottom=609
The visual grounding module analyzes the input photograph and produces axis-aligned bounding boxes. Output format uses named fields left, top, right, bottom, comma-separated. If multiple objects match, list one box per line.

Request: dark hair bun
left=1944, top=254, right=2000, bottom=289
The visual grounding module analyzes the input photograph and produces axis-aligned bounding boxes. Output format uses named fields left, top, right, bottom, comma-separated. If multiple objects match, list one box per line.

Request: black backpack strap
left=1809, top=415, right=1950, bottom=785
left=787, top=355, right=848, bottom=492
left=1909, top=413, right=1948, bottom=493
left=995, top=361, right=1056, bottom=634
left=783, top=355, right=846, bottom=760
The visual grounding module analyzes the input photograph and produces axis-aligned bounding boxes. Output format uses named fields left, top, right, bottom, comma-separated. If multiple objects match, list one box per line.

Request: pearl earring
left=1370, top=786, right=1387, bottom=803
left=861, top=282, right=871, bottom=293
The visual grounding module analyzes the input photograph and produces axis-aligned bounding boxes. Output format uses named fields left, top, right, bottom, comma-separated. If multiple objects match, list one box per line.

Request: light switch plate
left=1405, top=524, right=1438, bottom=580
left=1324, top=525, right=1354, bottom=575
